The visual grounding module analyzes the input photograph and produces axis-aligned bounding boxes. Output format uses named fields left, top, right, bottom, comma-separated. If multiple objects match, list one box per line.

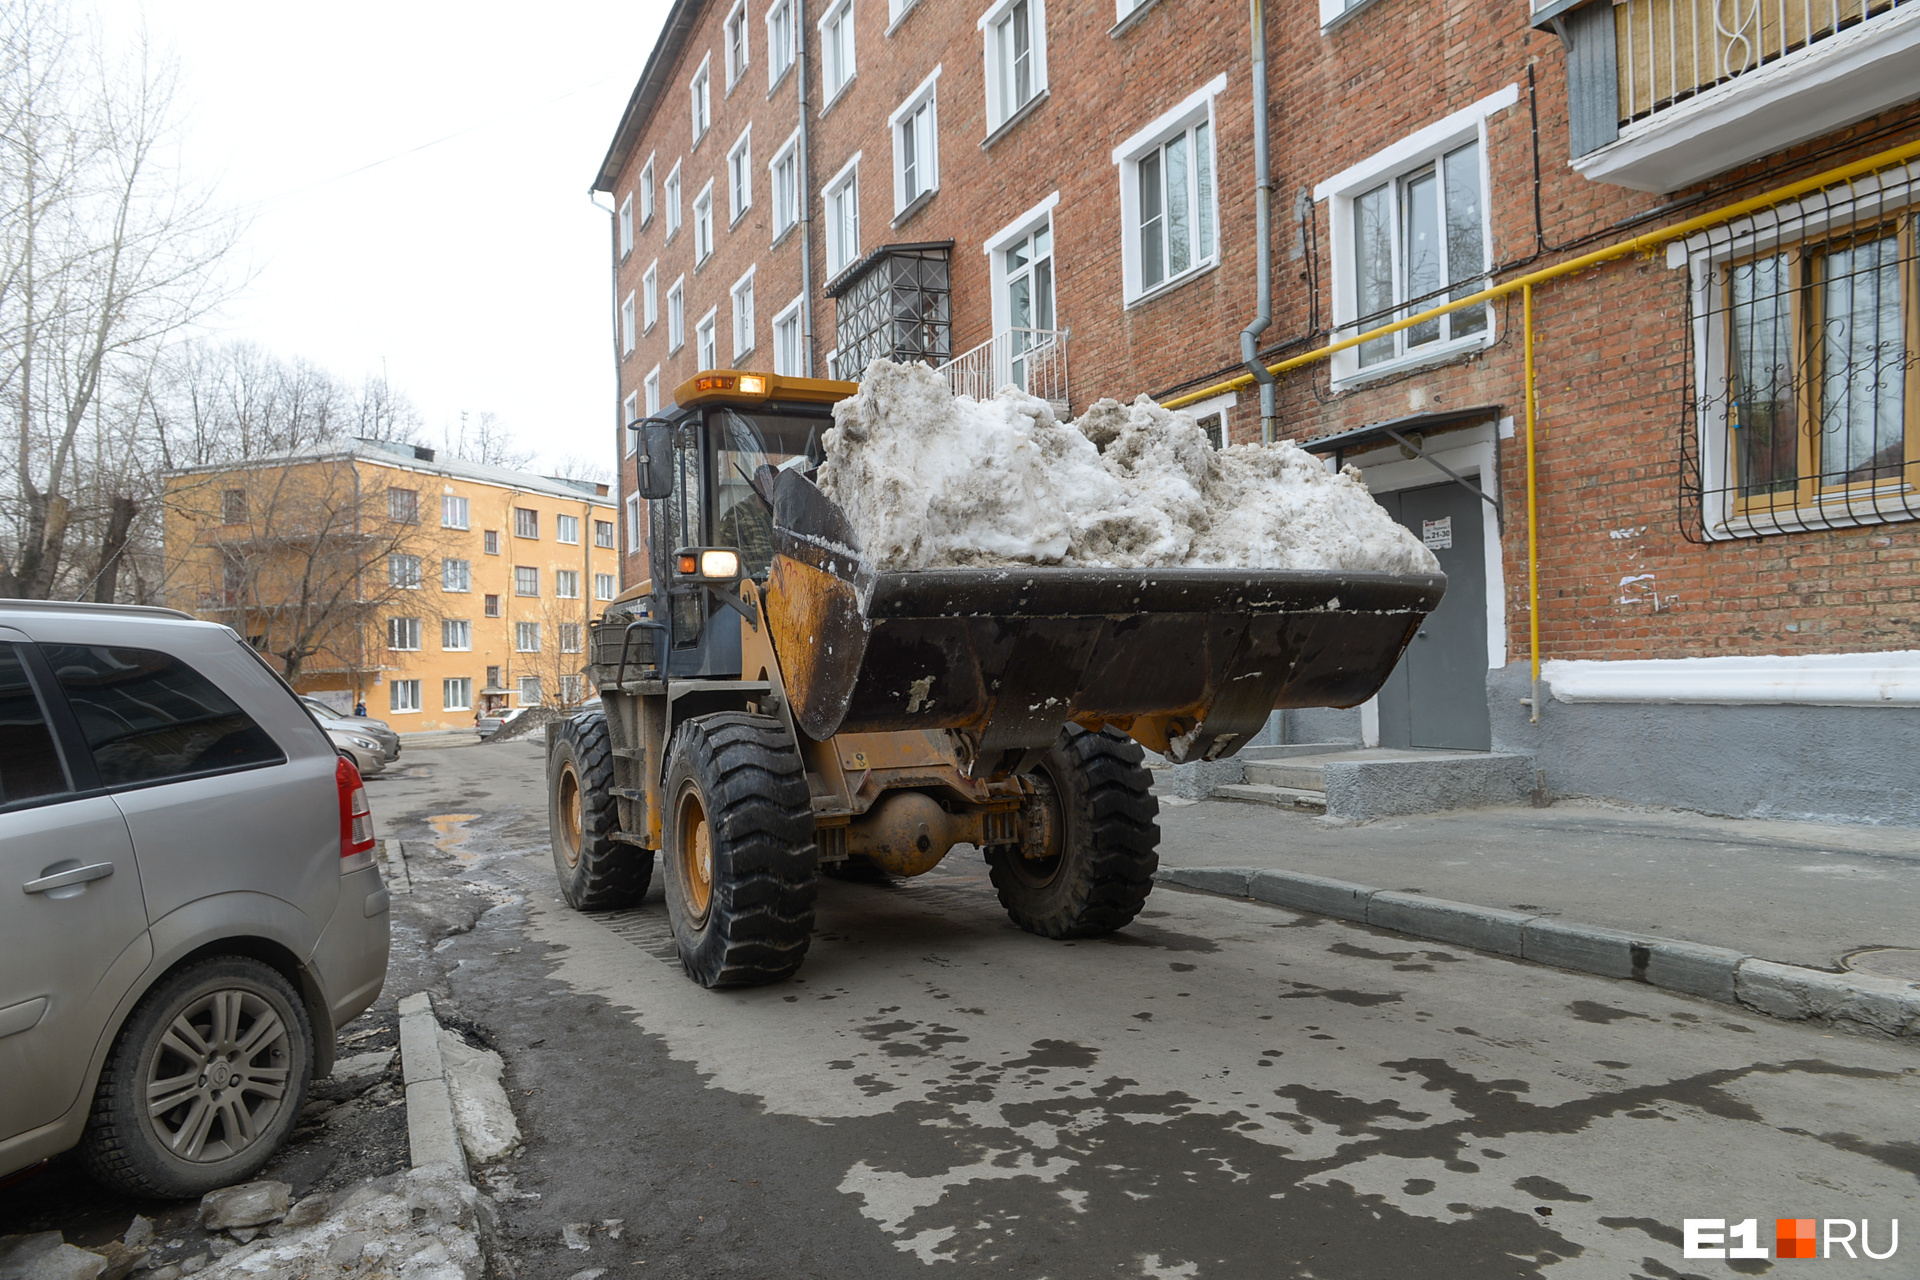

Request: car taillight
left=336, top=755, right=376, bottom=857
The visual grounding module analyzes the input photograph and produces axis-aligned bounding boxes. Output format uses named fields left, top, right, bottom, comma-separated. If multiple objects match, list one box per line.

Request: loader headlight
left=674, top=548, right=740, bottom=579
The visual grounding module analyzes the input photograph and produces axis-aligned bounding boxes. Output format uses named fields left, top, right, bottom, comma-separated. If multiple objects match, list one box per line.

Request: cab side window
left=0, top=643, right=70, bottom=809
left=39, top=645, right=285, bottom=788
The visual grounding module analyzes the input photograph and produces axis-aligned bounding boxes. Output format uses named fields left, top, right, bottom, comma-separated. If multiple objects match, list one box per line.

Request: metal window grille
left=829, top=244, right=952, bottom=378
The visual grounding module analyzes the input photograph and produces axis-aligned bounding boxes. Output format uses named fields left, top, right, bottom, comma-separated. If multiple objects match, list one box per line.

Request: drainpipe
left=1239, top=0, right=1277, bottom=443
left=796, top=0, right=817, bottom=377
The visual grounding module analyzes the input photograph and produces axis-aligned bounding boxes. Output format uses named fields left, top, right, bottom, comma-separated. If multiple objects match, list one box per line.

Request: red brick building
left=594, top=0, right=1920, bottom=823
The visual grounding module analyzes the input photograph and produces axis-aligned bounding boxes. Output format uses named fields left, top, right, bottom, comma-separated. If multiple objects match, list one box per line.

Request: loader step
left=1212, top=782, right=1327, bottom=812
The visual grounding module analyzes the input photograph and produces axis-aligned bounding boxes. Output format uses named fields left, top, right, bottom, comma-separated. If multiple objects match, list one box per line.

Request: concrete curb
left=380, top=839, right=413, bottom=896
left=1158, top=866, right=1920, bottom=1038
left=397, top=992, right=470, bottom=1178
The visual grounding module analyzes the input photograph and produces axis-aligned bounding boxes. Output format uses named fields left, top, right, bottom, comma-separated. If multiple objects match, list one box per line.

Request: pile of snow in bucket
left=817, top=360, right=1440, bottom=575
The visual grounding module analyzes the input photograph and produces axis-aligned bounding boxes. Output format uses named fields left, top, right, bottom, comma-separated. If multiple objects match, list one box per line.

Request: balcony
left=1536, top=0, right=1920, bottom=191
left=937, top=328, right=1070, bottom=416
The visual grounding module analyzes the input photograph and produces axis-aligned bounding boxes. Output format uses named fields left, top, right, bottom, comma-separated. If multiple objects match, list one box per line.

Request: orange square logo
left=1777, top=1219, right=1818, bottom=1259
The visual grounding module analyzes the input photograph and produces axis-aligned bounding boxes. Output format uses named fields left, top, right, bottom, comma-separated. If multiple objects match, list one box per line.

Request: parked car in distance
left=302, top=698, right=400, bottom=762
left=0, top=601, right=390, bottom=1197
left=328, top=728, right=388, bottom=778
left=476, top=705, right=530, bottom=740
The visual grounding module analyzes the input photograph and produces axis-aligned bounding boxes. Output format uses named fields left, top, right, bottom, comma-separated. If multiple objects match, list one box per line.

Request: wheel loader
left=546, top=369, right=1444, bottom=987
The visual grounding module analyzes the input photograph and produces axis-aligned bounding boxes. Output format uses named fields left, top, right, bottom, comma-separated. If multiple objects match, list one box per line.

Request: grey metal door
left=1374, top=482, right=1491, bottom=751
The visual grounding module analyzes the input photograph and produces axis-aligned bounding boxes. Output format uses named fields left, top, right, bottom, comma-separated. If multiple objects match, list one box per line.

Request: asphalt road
left=375, top=738, right=1919, bottom=1280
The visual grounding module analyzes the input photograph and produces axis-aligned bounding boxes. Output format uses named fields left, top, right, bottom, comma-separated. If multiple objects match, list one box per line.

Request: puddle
left=429, top=813, right=482, bottom=865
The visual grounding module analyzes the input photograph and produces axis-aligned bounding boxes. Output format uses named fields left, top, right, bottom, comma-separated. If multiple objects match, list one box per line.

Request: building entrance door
left=1373, top=480, right=1490, bottom=751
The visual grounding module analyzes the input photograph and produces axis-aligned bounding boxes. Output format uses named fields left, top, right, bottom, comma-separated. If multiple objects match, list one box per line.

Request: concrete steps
left=1213, top=782, right=1327, bottom=812
left=1155, top=743, right=1538, bottom=818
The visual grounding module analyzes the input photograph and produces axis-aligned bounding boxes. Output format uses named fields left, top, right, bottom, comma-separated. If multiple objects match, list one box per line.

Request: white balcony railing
left=1617, top=0, right=1910, bottom=124
left=936, top=328, right=1070, bottom=414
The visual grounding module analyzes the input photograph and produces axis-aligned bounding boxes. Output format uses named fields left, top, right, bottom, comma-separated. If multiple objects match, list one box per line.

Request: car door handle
left=23, top=862, right=116, bottom=894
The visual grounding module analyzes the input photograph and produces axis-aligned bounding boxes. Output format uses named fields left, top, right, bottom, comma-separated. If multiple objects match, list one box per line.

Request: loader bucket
left=764, top=470, right=1444, bottom=776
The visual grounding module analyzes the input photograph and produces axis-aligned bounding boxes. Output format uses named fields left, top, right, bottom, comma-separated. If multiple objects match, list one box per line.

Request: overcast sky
left=90, top=1, right=669, bottom=476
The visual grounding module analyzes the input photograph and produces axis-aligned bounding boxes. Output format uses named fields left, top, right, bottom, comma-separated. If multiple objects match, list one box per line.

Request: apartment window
left=726, top=0, right=750, bottom=86
left=982, top=0, right=1046, bottom=133
left=442, top=618, right=472, bottom=650
left=443, top=677, right=473, bottom=712
left=516, top=623, right=541, bottom=653
left=1113, top=79, right=1220, bottom=305
left=441, top=494, right=469, bottom=528
left=390, top=680, right=422, bottom=714
left=442, top=558, right=471, bottom=592
left=820, top=0, right=855, bottom=101
left=694, top=182, right=714, bottom=263
left=486, top=665, right=501, bottom=689
left=519, top=676, right=543, bottom=704
left=643, top=262, right=658, bottom=329
left=388, top=487, right=419, bottom=524
left=222, top=489, right=247, bottom=525
left=484, top=593, right=501, bottom=618
left=560, top=674, right=584, bottom=704
left=824, top=156, right=861, bottom=276
left=993, top=210, right=1055, bottom=390
left=595, top=571, right=617, bottom=599
left=514, top=507, right=539, bottom=538
left=770, top=129, right=800, bottom=238
left=514, top=566, right=539, bottom=596
left=556, top=569, right=580, bottom=598
left=668, top=278, right=687, bottom=351
left=697, top=309, right=718, bottom=368
left=619, top=192, right=634, bottom=257
left=666, top=162, right=683, bottom=236
left=389, top=554, right=422, bottom=589
left=483, top=530, right=501, bottom=555
left=891, top=70, right=940, bottom=214
left=645, top=367, right=662, bottom=415
left=640, top=154, right=655, bottom=225
left=732, top=269, right=756, bottom=358
left=388, top=616, right=422, bottom=651
left=623, top=391, right=639, bottom=456
left=728, top=128, right=753, bottom=223
left=557, top=514, right=580, bottom=544
left=560, top=622, right=583, bottom=653
left=773, top=296, right=804, bottom=376
left=767, top=0, right=795, bottom=86
left=691, top=55, right=711, bottom=141
left=595, top=519, right=616, bottom=549
left=621, top=291, right=637, bottom=354
left=626, top=494, right=643, bottom=552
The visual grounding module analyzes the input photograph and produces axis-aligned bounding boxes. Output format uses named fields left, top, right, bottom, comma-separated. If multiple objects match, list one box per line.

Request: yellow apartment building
left=164, top=439, right=620, bottom=732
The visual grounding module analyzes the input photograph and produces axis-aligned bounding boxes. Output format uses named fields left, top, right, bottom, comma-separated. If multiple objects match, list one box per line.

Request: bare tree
left=442, top=410, right=534, bottom=470
left=545, top=453, right=612, bottom=487
left=514, top=595, right=594, bottom=711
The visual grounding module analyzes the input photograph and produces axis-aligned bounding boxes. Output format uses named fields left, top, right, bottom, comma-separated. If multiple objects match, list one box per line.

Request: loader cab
left=636, top=371, right=852, bottom=679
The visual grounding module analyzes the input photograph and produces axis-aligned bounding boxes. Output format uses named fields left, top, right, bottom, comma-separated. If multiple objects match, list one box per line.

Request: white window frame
left=668, top=276, right=687, bottom=351
left=516, top=622, right=541, bottom=653
left=595, top=518, right=616, bottom=549
left=697, top=307, right=719, bottom=368
left=515, top=565, right=539, bottom=597
left=1112, top=74, right=1225, bottom=307
left=557, top=514, right=580, bottom=545
left=519, top=676, right=543, bottom=705
left=983, top=192, right=1059, bottom=368
left=441, top=494, right=469, bottom=529
left=441, top=557, right=472, bottom=593
left=823, top=153, right=862, bottom=277
left=640, top=153, right=656, bottom=225
left=645, top=365, right=662, bottom=415
left=690, top=54, right=712, bottom=142
left=556, top=569, right=581, bottom=599
left=442, top=618, right=472, bottom=651
left=819, top=0, right=856, bottom=105
left=665, top=161, right=683, bottom=236
left=769, top=127, right=801, bottom=239
left=623, top=391, right=638, bottom=455
left=595, top=572, right=617, bottom=600
left=728, top=126, right=753, bottom=224
left=389, top=553, right=423, bottom=590
left=1313, top=84, right=1515, bottom=388
left=772, top=294, right=805, bottom=375
left=694, top=181, right=715, bottom=263
left=443, top=677, right=472, bottom=712
left=626, top=493, right=643, bottom=552
left=560, top=623, right=584, bottom=654
left=390, top=680, right=422, bottom=714
left=621, top=290, right=636, bottom=354
left=618, top=192, right=634, bottom=257
left=643, top=262, right=658, bottom=330
left=979, top=0, right=1048, bottom=135
left=767, top=0, right=796, bottom=88
left=731, top=266, right=756, bottom=358
left=890, top=67, right=941, bottom=215
left=1318, top=0, right=1379, bottom=30
left=725, top=0, right=751, bottom=87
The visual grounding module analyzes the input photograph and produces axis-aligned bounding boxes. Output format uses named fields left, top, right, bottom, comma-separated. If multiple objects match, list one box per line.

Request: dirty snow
left=816, top=360, right=1438, bottom=575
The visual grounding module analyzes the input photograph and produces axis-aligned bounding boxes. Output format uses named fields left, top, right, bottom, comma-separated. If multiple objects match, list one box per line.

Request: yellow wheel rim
left=677, top=789, right=713, bottom=922
left=557, top=761, right=584, bottom=868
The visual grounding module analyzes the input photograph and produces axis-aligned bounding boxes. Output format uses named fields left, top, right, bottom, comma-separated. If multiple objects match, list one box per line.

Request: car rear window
left=0, top=643, right=71, bottom=808
left=40, top=644, right=286, bottom=788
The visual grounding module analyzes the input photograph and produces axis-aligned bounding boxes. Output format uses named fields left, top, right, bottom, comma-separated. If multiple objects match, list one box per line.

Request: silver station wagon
left=0, top=602, right=390, bottom=1197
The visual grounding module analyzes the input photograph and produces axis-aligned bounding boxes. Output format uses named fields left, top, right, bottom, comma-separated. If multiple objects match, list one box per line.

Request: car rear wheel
left=80, top=956, right=314, bottom=1198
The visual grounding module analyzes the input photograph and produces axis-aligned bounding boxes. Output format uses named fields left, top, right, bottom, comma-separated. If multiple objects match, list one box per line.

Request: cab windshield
left=709, top=408, right=829, bottom=579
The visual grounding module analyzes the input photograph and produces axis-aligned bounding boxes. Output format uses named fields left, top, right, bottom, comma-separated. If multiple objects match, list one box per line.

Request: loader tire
left=988, top=725, right=1161, bottom=939
left=551, top=710, right=651, bottom=910
left=662, top=712, right=817, bottom=987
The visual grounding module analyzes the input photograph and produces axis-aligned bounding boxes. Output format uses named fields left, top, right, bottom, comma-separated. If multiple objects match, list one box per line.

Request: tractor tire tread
left=552, top=711, right=651, bottom=910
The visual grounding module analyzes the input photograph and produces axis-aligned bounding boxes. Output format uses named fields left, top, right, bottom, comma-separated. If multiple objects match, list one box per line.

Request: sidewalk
left=1153, top=796, right=1920, bottom=973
